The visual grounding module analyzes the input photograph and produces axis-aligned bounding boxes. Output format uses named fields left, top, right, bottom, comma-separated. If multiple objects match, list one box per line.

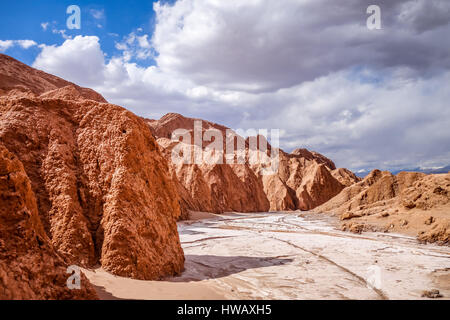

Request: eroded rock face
left=251, top=149, right=360, bottom=211
left=0, top=55, right=184, bottom=280
left=314, top=169, right=450, bottom=244
left=147, top=112, right=229, bottom=140
left=418, top=224, right=450, bottom=244
left=149, top=113, right=360, bottom=214
left=315, top=170, right=450, bottom=216
left=331, top=168, right=361, bottom=187
left=0, top=143, right=98, bottom=299
left=156, top=137, right=270, bottom=214
left=0, top=97, right=184, bottom=280
left=0, top=54, right=106, bottom=103
left=150, top=114, right=271, bottom=215
left=399, top=172, right=450, bottom=210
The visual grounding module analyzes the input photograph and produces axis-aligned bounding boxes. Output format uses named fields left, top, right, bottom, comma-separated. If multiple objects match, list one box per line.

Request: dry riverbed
left=85, top=212, right=450, bottom=300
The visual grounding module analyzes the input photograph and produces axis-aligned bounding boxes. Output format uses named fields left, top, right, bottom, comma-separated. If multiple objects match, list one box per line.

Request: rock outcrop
left=251, top=149, right=359, bottom=211
left=0, top=54, right=184, bottom=281
left=148, top=113, right=360, bottom=215
left=331, top=168, right=361, bottom=187
left=148, top=112, right=229, bottom=140
left=0, top=53, right=106, bottom=103
left=315, top=169, right=450, bottom=244
left=155, top=136, right=271, bottom=215
left=149, top=114, right=271, bottom=215
left=315, top=170, right=450, bottom=216
left=0, top=143, right=98, bottom=299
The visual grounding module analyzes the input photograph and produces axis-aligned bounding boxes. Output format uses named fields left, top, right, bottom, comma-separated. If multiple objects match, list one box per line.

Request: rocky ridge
left=148, top=113, right=361, bottom=215
left=0, top=54, right=185, bottom=288
left=314, top=169, right=450, bottom=244
left=0, top=143, right=98, bottom=299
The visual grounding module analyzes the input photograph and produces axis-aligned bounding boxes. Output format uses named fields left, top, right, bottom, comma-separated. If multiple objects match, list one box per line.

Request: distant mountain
left=356, top=165, right=450, bottom=178
left=391, top=165, right=450, bottom=175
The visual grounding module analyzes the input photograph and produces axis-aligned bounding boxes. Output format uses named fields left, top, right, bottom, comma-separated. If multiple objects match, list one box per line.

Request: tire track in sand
left=211, top=215, right=389, bottom=300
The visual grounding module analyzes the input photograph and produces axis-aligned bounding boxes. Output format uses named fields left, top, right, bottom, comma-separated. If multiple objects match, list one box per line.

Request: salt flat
left=85, top=212, right=450, bottom=300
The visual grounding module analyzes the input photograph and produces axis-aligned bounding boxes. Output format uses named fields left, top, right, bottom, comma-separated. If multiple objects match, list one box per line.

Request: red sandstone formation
left=148, top=113, right=360, bottom=215
left=331, top=168, right=361, bottom=187
left=251, top=149, right=360, bottom=211
left=156, top=137, right=270, bottom=215
left=0, top=53, right=364, bottom=301
left=0, top=54, right=184, bottom=284
left=0, top=143, right=98, bottom=299
left=149, top=114, right=271, bottom=215
left=0, top=54, right=106, bottom=103
left=315, top=169, right=450, bottom=244
left=315, top=170, right=450, bottom=216
left=147, top=112, right=229, bottom=140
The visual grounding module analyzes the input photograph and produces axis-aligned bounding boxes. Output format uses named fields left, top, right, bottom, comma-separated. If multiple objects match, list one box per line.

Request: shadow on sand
left=170, top=254, right=293, bottom=282
left=92, top=284, right=125, bottom=300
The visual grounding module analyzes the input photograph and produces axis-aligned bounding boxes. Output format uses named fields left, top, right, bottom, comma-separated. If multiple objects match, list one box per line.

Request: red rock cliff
left=0, top=143, right=98, bottom=299
left=148, top=113, right=360, bottom=214
left=0, top=54, right=184, bottom=281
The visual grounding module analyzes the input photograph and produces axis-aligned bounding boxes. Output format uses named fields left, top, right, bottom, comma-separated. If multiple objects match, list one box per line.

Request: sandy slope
left=85, top=212, right=450, bottom=300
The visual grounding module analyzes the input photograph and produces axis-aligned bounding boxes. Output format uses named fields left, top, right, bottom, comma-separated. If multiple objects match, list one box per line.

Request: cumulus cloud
left=0, top=39, right=37, bottom=51
left=30, top=0, right=450, bottom=172
left=17, top=40, right=37, bottom=49
left=398, top=0, right=450, bottom=33
left=0, top=40, right=14, bottom=52
left=234, top=70, right=450, bottom=170
left=115, top=31, right=155, bottom=61
left=33, top=36, right=106, bottom=87
left=152, top=0, right=450, bottom=92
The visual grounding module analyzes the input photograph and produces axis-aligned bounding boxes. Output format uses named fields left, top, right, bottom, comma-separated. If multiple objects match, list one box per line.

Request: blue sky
left=0, top=0, right=171, bottom=65
left=0, top=0, right=450, bottom=172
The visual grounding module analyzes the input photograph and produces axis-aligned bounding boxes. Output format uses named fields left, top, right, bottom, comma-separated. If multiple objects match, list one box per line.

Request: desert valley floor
left=84, top=212, right=450, bottom=300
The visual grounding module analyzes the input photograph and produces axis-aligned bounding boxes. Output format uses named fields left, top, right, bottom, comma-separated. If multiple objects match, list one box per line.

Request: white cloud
left=33, top=36, right=106, bottom=87
left=151, top=0, right=450, bottom=93
left=30, top=0, right=450, bottom=171
left=0, top=40, right=14, bottom=52
left=114, top=31, right=154, bottom=61
left=52, top=29, right=71, bottom=40
left=234, top=70, right=450, bottom=171
left=41, top=22, right=49, bottom=31
left=17, top=40, right=37, bottom=49
left=0, top=39, right=38, bottom=51
left=115, top=42, right=127, bottom=51
left=137, top=35, right=151, bottom=49
left=90, top=9, right=105, bottom=20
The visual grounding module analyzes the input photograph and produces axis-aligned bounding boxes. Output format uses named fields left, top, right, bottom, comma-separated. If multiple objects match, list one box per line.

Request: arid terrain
left=0, top=53, right=448, bottom=300
left=85, top=212, right=450, bottom=300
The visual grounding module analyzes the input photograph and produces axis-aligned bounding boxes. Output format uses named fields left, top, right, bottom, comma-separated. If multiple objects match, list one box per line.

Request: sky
left=0, top=0, right=450, bottom=173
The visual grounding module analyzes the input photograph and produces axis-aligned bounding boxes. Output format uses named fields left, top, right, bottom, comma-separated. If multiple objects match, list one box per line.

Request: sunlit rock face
left=0, top=143, right=98, bottom=299
left=0, top=54, right=185, bottom=281
left=148, top=113, right=360, bottom=215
